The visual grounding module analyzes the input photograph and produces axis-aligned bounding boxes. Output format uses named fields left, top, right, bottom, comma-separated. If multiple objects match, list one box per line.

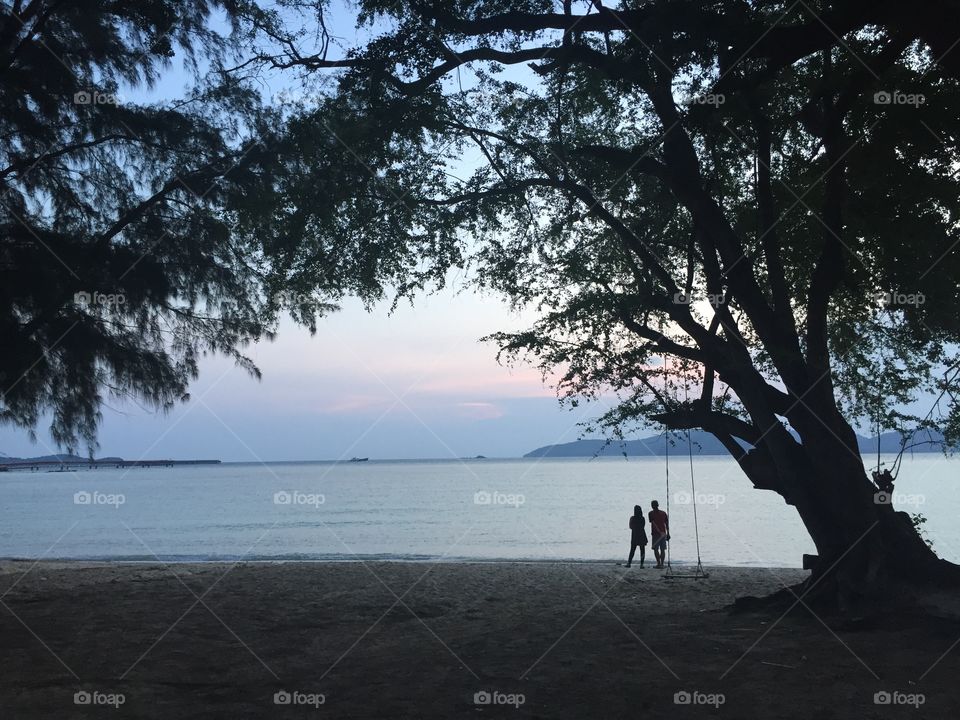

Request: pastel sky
left=0, top=287, right=613, bottom=461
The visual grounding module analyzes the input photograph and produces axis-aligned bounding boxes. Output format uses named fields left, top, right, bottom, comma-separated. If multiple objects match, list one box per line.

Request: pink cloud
left=455, top=402, right=506, bottom=420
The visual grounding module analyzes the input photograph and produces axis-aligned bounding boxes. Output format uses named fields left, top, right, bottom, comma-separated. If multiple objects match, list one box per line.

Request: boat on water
left=349, top=457, right=369, bottom=462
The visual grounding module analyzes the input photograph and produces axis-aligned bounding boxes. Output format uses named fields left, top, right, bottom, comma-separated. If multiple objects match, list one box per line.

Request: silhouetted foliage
left=0, top=0, right=333, bottom=451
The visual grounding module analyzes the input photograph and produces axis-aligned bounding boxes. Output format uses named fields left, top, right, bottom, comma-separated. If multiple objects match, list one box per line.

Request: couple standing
left=626, top=500, right=670, bottom=569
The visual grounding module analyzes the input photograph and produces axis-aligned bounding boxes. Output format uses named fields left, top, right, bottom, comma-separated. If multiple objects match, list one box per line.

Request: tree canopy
left=237, top=1, right=960, bottom=455
left=0, top=0, right=332, bottom=450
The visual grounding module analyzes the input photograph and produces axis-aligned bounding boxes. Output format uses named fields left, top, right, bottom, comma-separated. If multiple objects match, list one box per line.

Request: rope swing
left=662, top=355, right=708, bottom=580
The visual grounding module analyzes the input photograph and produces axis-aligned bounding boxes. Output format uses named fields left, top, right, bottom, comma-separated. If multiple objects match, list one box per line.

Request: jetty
left=0, top=459, right=221, bottom=472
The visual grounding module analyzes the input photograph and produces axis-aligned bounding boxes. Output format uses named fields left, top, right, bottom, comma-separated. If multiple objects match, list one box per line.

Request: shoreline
left=0, top=556, right=805, bottom=569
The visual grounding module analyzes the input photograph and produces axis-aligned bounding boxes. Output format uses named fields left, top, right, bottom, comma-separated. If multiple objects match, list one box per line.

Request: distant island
left=0, top=453, right=221, bottom=470
left=524, top=430, right=950, bottom=458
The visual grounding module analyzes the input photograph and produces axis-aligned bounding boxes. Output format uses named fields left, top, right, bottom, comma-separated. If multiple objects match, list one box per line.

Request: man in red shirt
left=648, top=500, right=670, bottom=569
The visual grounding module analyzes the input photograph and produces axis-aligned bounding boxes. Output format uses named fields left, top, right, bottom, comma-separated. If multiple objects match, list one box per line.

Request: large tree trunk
left=745, top=403, right=960, bottom=615
left=658, top=379, right=960, bottom=614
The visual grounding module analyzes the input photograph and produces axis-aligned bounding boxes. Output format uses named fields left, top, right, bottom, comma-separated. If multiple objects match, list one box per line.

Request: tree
left=243, top=0, right=960, bottom=610
left=0, top=1, right=330, bottom=451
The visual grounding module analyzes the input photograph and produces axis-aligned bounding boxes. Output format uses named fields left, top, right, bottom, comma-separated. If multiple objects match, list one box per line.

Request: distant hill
left=524, top=433, right=732, bottom=458
left=524, top=430, right=949, bottom=458
left=869, top=430, right=948, bottom=453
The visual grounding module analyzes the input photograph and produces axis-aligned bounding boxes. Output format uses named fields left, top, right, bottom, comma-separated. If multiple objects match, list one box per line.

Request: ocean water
left=0, top=455, right=957, bottom=568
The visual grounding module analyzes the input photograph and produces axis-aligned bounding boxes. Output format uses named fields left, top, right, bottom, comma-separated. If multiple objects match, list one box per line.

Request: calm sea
left=0, top=455, right=956, bottom=568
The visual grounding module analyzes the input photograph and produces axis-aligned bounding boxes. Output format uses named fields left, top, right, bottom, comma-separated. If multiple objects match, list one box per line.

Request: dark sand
left=1, top=561, right=958, bottom=718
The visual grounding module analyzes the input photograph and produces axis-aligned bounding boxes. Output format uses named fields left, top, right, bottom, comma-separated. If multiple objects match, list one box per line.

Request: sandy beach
left=1, top=560, right=958, bottom=718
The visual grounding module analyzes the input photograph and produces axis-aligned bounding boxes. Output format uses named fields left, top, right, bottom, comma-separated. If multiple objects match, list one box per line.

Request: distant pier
left=0, top=459, right=221, bottom=472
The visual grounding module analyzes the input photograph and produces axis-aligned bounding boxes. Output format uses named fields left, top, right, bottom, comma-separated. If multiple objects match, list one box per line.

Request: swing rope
left=871, top=333, right=960, bottom=482
left=687, top=424, right=705, bottom=574
left=664, top=355, right=671, bottom=570
left=665, top=417, right=670, bottom=570
left=891, top=364, right=960, bottom=479
left=662, top=355, right=707, bottom=579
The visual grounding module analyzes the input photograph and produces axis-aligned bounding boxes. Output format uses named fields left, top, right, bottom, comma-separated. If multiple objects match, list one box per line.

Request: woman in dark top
left=626, top=504, right=648, bottom=568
